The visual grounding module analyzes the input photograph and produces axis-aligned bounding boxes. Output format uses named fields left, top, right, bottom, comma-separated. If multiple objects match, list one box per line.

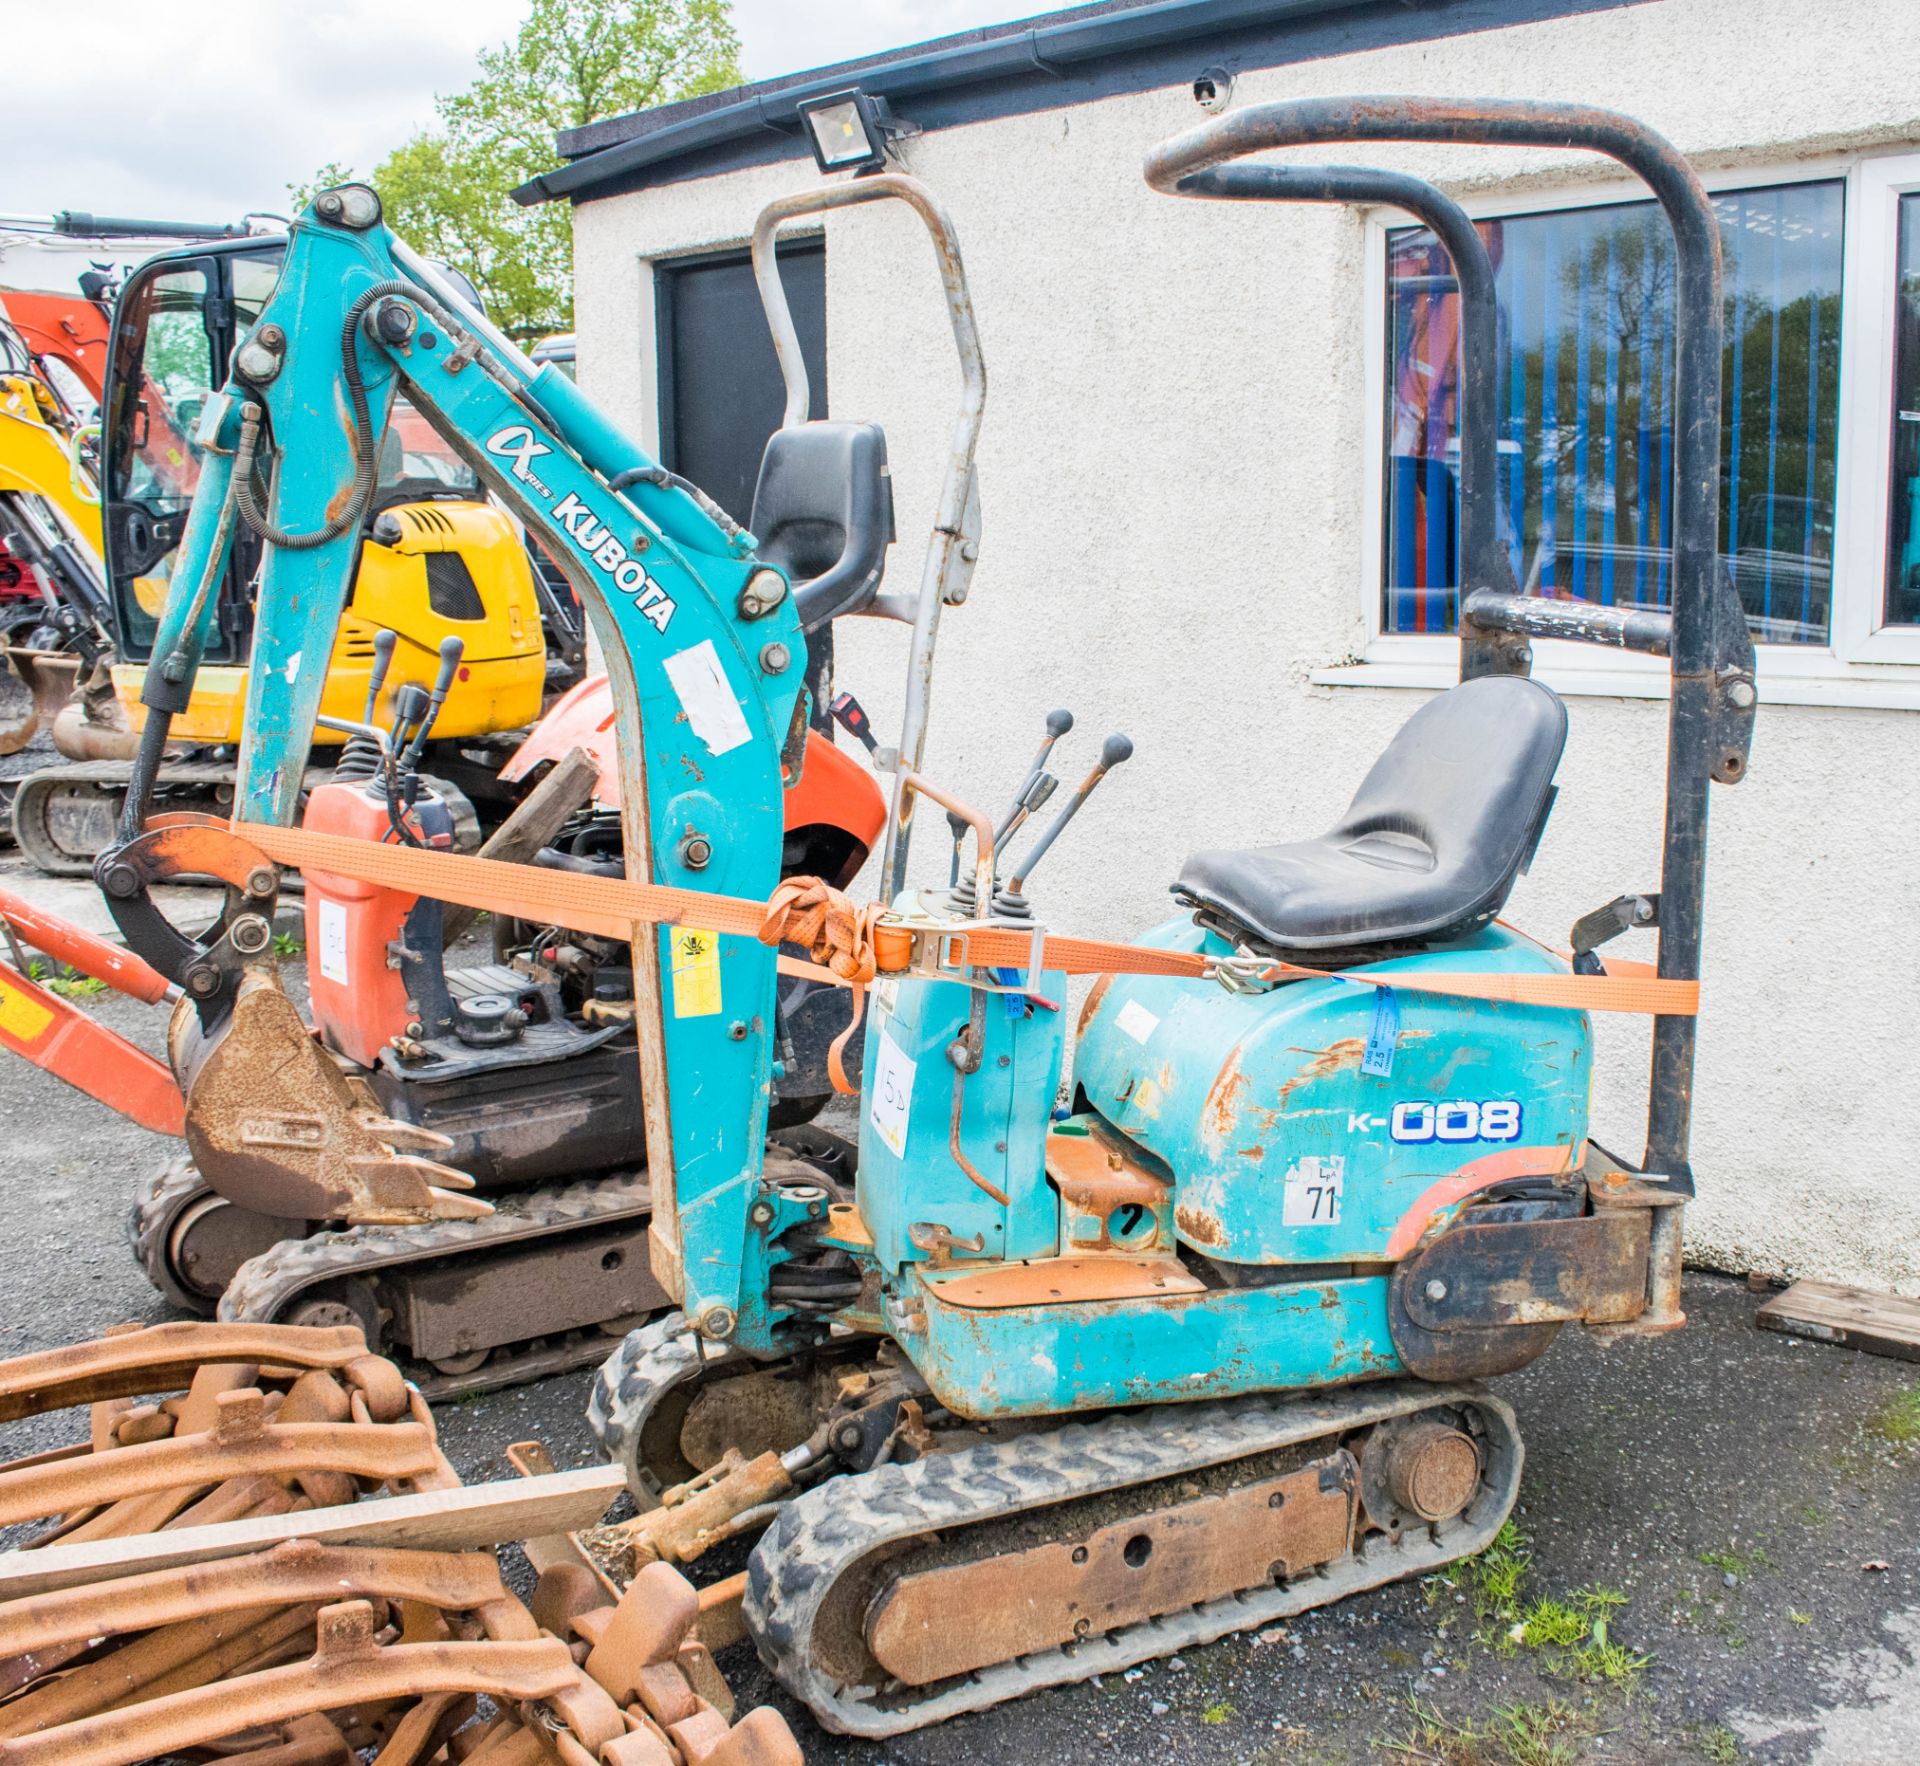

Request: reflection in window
left=1385, top=181, right=1843, bottom=644
left=1886, top=194, right=1920, bottom=625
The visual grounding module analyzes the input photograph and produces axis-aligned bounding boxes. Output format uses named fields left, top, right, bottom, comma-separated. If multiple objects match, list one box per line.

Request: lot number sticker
left=317, top=898, right=350, bottom=986
left=868, top=1027, right=916, bottom=1158
left=1283, top=1154, right=1345, bottom=1226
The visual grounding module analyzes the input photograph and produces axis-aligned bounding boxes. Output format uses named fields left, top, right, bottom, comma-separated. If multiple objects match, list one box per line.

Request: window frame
left=1334, top=149, right=1920, bottom=709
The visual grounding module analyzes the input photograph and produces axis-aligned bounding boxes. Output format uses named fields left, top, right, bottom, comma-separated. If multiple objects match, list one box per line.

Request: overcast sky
left=0, top=0, right=1048, bottom=224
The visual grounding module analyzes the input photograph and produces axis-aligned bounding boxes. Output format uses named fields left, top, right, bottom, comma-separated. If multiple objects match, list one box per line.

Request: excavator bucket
left=170, top=965, right=491, bottom=1225
left=0, top=643, right=81, bottom=757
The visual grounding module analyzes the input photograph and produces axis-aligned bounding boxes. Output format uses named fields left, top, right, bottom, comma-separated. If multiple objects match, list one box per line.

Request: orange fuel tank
left=301, top=776, right=455, bottom=1069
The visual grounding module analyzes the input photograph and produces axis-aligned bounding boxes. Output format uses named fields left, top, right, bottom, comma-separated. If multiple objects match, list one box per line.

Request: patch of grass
left=1788, top=1608, right=1812, bottom=1626
left=1380, top=1695, right=1584, bottom=1766
left=26, top=959, right=108, bottom=999
left=1380, top=1695, right=1494, bottom=1765
left=1516, top=1598, right=1587, bottom=1649
left=271, top=932, right=304, bottom=958
left=1489, top=1701, right=1583, bottom=1766
left=1695, top=1721, right=1742, bottom=1763
left=1474, top=1522, right=1531, bottom=1615
left=1872, top=1388, right=1920, bottom=1445
left=1697, top=1543, right=1770, bottom=1580
left=1201, top=1701, right=1233, bottom=1724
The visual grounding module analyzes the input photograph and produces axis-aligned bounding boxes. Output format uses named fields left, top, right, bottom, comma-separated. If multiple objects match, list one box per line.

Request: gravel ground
left=0, top=847, right=1914, bottom=1764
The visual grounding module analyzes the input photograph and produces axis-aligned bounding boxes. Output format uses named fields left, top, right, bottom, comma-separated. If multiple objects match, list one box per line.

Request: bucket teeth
left=173, top=966, right=491, bottom=1224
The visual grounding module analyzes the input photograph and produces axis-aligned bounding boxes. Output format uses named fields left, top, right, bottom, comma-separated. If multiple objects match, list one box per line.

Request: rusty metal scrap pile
left=0, top=1322, right=801, bottom=1766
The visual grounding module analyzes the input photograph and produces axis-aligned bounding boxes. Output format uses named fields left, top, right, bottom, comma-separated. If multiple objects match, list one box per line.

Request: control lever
left=1007, top=734, right=1133, bottom=897
left=1028, top=706, right=1074, bottom=771
left=946, top=808, right=971, bottom=890
left=993, top=770, right=1057, bottom=853
left=1010, top=709, right=1073, bottom=808
left=361, top=627, right=398, bottom=727
left=400, top=635, right=466, bottom=773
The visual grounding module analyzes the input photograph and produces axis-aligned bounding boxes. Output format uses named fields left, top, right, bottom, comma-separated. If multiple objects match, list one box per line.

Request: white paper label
left=1282, top=1154, right=1345, bottom=1226
left=316, top=898, right=349, bottom=986
left=1115, top=999, right=1159, bottom=1044
left=663, top=639, right=752, bottom=757
left=872, top=978, right=899, bottom=1021
left=868, top=1027, right=916, bottom=1158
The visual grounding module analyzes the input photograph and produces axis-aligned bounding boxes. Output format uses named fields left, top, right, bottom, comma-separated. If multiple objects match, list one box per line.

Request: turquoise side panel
left=857, top=962, right=1067, bottom=1272
left=1075, top=918, right=1591, bottom=1265
left=911, top=1271, right=1401, bottom=1420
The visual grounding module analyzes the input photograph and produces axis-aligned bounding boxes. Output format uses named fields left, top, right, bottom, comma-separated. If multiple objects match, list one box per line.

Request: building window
left=1383, top=180, right=1845, bottom=646
left=1886, top=193, right=1920, bottom=627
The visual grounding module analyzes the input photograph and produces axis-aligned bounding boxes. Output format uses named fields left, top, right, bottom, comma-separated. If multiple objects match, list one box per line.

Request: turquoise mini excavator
left=98, top=99, right=1754, bottom=1740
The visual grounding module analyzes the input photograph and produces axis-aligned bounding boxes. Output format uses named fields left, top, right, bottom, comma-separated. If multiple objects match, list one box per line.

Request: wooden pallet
left=1756, top=1279, right=1920, bottom=1363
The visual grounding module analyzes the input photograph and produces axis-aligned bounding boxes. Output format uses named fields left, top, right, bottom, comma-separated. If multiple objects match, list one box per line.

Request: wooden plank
left=0, top=1463, right=624, bottom=1601
left=1756, top=1279, right=1920, bottom=1364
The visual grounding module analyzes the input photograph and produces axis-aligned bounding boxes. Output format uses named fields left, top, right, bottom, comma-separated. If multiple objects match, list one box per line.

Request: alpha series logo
left=485, top=424, right=554, bottom=497
left=483, top=426, right=676, bottom=634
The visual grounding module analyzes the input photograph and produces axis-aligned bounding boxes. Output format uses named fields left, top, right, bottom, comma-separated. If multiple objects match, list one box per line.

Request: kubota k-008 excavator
left=94, top=94, right=1753, bottom=1738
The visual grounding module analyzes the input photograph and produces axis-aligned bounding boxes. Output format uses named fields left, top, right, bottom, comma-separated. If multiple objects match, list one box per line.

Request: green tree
left=297, top=1, right=740, bottom=340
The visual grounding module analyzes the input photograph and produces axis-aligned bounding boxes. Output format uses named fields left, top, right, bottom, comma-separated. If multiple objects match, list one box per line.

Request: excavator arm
left=101, top=184, right=805, bottom=1340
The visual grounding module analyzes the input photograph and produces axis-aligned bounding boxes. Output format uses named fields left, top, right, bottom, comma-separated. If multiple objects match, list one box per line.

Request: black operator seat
left=1175, top=676, right=1567, bottom=956
left=747, top=420, right=895, bottom=632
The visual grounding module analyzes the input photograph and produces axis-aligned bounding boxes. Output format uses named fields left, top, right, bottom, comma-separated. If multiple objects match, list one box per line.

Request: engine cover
left=1074, top=916, right=1591, bottom=1268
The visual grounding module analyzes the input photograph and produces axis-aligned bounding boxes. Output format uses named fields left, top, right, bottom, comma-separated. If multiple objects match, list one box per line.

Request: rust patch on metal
left=866, top=1451, right=1358, bottom=1685
left=1076, top=973, right=1114, bottom=1037
left=1173, top=1204, right=1227, bottom=1250
left=1274, top=1038, right=1367, bottom=1111
left=1045, top=1131, right=1167, bottom=1214
left=1202, top=1047, right=1250, bottom=1144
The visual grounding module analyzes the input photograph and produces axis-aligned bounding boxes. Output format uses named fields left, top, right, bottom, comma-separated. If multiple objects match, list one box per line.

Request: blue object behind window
left=1385, top=181, right=1843, bottom=644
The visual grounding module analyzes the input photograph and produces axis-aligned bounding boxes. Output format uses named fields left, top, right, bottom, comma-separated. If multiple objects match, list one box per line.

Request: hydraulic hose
left=233, top=278, right=463, bottom=551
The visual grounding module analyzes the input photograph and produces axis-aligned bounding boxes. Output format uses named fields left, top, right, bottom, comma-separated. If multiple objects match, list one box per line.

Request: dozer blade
left=172, top=965, right=490, bottom=1225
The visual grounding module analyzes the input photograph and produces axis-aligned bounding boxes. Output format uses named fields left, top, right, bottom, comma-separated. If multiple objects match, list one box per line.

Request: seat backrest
left=747, top=420, right=895, bottom=632
left=1334, top=673, right=1566, bottom=913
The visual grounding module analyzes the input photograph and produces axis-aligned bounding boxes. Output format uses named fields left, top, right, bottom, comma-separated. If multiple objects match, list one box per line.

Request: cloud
left=732, top=0, right=1051, bottom=81
left=0, top=0, right=1046, bottom=223
left=0, top=0, right=524, bottom=221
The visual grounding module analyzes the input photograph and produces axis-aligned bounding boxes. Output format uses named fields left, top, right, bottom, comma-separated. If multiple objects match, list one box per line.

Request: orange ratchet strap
left=234, top=821, right=1698, bottom=1017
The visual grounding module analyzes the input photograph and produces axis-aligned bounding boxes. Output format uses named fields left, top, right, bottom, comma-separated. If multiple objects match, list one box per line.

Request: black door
left=655, top=239, right=826, bottom=526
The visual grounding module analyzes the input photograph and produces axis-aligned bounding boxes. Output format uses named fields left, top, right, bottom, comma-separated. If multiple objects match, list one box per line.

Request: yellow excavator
left=0, top=299, right=112, bottom=753
left=9, top=235, right=554, bottom=871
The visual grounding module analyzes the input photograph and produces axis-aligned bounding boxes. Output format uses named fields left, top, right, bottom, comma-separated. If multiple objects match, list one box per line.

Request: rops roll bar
left=751, top=172, right=988, bottom=900
left=1146, top=96, right=1759, bottom=1193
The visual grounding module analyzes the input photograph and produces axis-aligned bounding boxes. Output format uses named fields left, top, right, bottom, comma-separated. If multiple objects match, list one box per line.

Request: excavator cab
left=99, top=239, right=546, bottom=736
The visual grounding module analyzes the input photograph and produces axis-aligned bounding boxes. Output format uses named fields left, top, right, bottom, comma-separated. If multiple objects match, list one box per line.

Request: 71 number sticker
left=1283, top=1154, right=1345, bottom=1226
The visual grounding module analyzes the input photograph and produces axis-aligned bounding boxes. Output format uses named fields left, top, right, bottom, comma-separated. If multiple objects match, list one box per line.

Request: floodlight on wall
left=796, top=88, right=906, bottom=176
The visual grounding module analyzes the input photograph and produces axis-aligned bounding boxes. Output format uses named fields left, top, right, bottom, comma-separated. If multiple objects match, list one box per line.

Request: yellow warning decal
left=0, top=977, right=55, bottom=1043
left=669, top=927, right=722, bottom=1019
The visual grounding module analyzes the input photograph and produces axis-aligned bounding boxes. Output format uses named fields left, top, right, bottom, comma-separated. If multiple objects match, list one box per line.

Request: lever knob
left=362, top=627, right=397, bottom=723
